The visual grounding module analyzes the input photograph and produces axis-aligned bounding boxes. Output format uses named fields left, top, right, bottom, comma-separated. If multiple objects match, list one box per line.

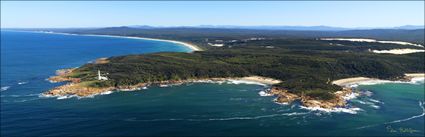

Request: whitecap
left=356, top=101, right=425, bottom=129
left=354, top=99, right=381, bottom=109
left=275, top=102, right=289, bottom=105
left=124, top=112, right=308, bottom=122
left=205, top=112, right=305, bottom=121
left=384, top=101, right=425, bottom=124
left=159, top=84, right=170, bottom=88
left=353, top=78, right=424, bottom=86
left=39, top=93, right=78, bottom=100
left=356, top=100, right=367, bottom=104
left=370, top=105, right=380, bottom=109
left=300, top=106, right=362, bottom=114
left=40, top=90, right=116, bottom=100
left=411, top=77, right=425, bottom=84
left=57, top=95, right=77, bottom=100
left=343, top=92, right=359, bottom=100
left=1, top=86, right=10, bottom=91
left=272, top=98, right=290, bottom=105
left=17, top=82, right=28, bottom=85
left=100, top=91, right=113, bottom=95
left=349, top=84, right=359, bottom=88
left=258, top=91, right=273, bottom=96
left=13, top=98, right=42, bottom=103
left=362, top=90, right=373, bottom=97
left=5, top=94, right=40, bottom=98
left=368, top=99, right=384, bottom=104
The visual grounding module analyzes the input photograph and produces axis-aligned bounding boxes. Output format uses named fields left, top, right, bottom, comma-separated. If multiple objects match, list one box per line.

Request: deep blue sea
left=1, top=31, right=424, bottom=136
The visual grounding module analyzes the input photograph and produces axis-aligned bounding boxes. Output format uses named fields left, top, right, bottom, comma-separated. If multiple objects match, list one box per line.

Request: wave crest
left=124, top=112, right=308, bottom=122
left=300, top=106, right=362, bottom=114
left=1, top=86, right=10, bottom=92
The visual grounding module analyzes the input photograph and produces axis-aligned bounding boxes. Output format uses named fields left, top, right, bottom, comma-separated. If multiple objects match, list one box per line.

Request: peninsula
left=41, top=27, right=425, bottom=109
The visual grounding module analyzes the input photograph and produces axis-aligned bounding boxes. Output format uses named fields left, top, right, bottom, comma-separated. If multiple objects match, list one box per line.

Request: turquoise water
left=1, top=31, right=424, bottom=136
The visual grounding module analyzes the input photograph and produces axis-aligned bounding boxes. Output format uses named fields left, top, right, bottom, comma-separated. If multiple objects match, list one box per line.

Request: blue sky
left=1, top=1, right=424, bottom=28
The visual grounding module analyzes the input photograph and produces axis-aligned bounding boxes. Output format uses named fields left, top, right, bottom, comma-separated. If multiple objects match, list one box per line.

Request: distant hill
left=122, top=25, right=424, bottom=31
left=392, top=25, right=425, bottom=30
left=57, top=27, right=424, bottom=44
left=14, top=26, right=424, bottom=45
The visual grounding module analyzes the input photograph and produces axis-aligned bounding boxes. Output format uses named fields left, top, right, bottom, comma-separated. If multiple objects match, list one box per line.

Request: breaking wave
left=384, top=101, right=425, bottom=125
left=353, top=99, right=381, bottom=109
left=343, top=92, right=359, bottom=100
left=17, top=81, right=28, bottom=85
left=258, top=90, right=273, bottom=96
left=1, top=93, right=40, bottom=98
left=1, top=86, right=10, bottom=91
left=300, top=106, right=362, bottom=114
left=40, top=90, right=116, bottom=100
left=124, top=112, right=308, bottom=122
left=350, top=78, right=424, bottom=88
left=356, top=101, right=425, bottom=129
left=368, top=99, right=384, bottom=104
left=2, top=98, right=42, bottom=103
left=361, top=90, right=373, bottom=97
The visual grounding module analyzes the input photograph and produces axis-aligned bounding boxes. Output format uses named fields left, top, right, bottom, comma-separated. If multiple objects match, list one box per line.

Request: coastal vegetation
left=42, top=27, right=424, bottom=108
left=57, top=39, right=424, bottom=99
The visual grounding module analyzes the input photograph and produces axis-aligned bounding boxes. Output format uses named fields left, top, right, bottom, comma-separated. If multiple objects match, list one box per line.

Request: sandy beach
left=320, top=38, right=424, bottom=48
left=331, top=77, right=378, bottom=87
left=85, top=34, right=203, bottom=52
left=35, top=31, right=203, bottom=52
left=372, top=49, right=425, bottom=54
left=237, top=76, right=282, bottom=85
left=332, top=73, right=425, bottom=87
left=405, top=73, right=425, bottom=78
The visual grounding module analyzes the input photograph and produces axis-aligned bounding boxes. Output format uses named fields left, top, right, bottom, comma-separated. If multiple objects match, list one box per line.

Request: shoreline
left=43, top=72, right=355, bottom=112
left=320, top=38, right=424, bottom=48
left=9, top=30, right=203, bottom=52
left=372, top=49, right=425, bottom=54
left=331, top=73, right=425, bottom=87
left=43, top=68, right=424, bottom=113
left=78, top=33, right=203, bottom=52
left=43, top=74, right=282, bottom=98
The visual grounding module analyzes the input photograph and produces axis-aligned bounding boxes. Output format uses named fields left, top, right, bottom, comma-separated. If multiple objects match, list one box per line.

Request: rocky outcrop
left=301, top=88, right=351, bottom=109
left=48, top=68, right=79, bottom=83
left=44, top=83, right=114, bottom=97
left=269, top=87, right=300, bottom=104
left=267, top=86, right=353, bottom=109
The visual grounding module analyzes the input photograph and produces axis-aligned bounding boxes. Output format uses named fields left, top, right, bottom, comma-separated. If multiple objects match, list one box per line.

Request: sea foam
left=124, top=112, right=308, bottom=122
left=300, top=106, right=362, bottom=114
left=349, top=78, right=425, bottom=88
left=17, top=82, right=28, bottom=85
left=258, top=90, right=273, bottom=96
left=1, top=86, right=10, bottom=92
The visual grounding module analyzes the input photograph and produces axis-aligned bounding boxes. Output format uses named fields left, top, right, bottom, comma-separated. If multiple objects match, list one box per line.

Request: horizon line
left=2, top=24, right=424, bottom=29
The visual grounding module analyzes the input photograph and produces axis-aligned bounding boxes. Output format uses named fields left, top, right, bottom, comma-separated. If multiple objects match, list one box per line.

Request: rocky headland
left=44, top=67, right=354, bottom=109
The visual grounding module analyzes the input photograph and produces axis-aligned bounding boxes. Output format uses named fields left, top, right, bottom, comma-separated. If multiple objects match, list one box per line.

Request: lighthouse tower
left=98, top=70, right=101, bottom=80
left=97, top=70, right=108, bottom=81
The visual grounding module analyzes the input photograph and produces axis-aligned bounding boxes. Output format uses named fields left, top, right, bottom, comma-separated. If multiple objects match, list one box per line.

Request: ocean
left=1, top=31, right=424, bottom=136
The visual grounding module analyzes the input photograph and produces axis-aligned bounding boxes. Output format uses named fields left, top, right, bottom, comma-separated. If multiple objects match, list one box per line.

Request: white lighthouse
left=97, top=70, right=108, bottom=81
